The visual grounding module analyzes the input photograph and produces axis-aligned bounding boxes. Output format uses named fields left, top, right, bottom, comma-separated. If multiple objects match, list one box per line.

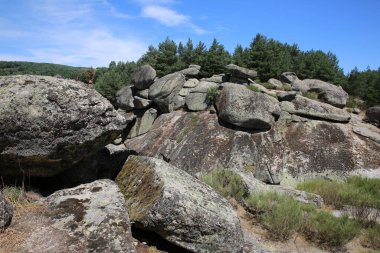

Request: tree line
left=1, top=34, right=379, bottom=106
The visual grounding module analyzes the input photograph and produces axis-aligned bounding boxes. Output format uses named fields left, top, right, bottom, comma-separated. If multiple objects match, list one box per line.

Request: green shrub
left=346, top=96, right=367, bottom=110
left=2, top=186, right=29, bottom=207
left=246, top=85, right=260, bottom=92
left=282, top=83, right=292, bottom=91
left=206, top=87, right=219, bottom=106
left=297, top=178, right=346, bottom=208
left=302, top=91, right=320, bottom=100
left=302, top=211, right=360, bottom=248
left=362, top=224, right=380, bottom=250
left=247, top=192, right=303, bottom=240
left=261, top=82, right=275, bottom=89
left=202, top=169, right=248, bottom=201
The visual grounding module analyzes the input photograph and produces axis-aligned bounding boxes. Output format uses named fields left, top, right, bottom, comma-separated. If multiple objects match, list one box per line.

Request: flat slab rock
left=0, top=75, right=128, bottom=177
left=44, top=179, right=136, bottom=253
left=116, top=155, right=244, bottom=253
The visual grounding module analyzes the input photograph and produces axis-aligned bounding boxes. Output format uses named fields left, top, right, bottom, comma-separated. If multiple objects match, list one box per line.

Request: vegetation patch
left=362, top=224, right=380, bottom=250
left=282, top=83, right=292, bottom=91
left=346, top=96, right=367, bottom=110
left=246, top=85, right=260, bottom=92
left=302, top=91, right=320, bottom=100
left=206, top=86, right=219, bottom=106
left=202, top=169, right=248, bottom=201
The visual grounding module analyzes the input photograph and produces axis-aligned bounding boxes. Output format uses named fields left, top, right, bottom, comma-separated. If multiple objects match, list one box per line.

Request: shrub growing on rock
left=206, top=86, right=219, bottom=106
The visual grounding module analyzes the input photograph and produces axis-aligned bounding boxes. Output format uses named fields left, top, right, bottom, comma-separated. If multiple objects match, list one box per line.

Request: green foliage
left=362, top=224, right=380, bottom=250
left=247, top=192, right=303, bottom=240
left=282, top=83, right=292, bottom=91
left=2, top=186, right=32, bottom=207
left=246, top=85, right=260, bottom=92
left=200, top=38, right=231, bottom=77
left=302, top=91, right=320, bottom=100
left=261, top=82, right=275, bottom=89
left=346, top=96, right=367, bottom=110
left=298, top=177, right=380, bottom=224
left=206, top=86, right=219, bottom=106
left=302, top=211, right=360, bottom=248
left=202, top=169, right=248, bottom=201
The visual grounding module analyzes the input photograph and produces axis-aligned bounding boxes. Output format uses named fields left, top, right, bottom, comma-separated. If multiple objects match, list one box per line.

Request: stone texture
left=0, top=75, right=128, bottom=177
left=0, top=191, right=13, bottom=230
left=280, top=95, right=351, bottom=122
left=189, top=64, right=201, bottom=70
left=276, top=91, right=297, bottom=101
left=185, top=81, right=219, bottom=111
left=280, top=72, right=299, bottom=84
left=44, top=179, right=136, bottom=253
left=132, top=65, right=156, bottom=90
left=268, top=78, right=283, bottom=90
left=116, top=156, right=244, bottom=253
left=128, top=108, right=158, bottom=138
left=225, top=64, right=258, bottom=80
left=136, top=88, right=149, bottom=99
left=201, top=74, right=226, bottom=83
left=179, top=67, right=200, bottom=78
left=365, top=106, right=380, bottom=127
left=216, top=83, right=280, bottom=130
left=116, top=85, right=135, bottom=111
left=133, top=96, right=153, bottom=109
left=124, top=111, right=380, bottom=184
left=183, top=78, right=199, bottom=88
left=149, top=72, right=186, bottom=113
left=295, top=79, right=349, bottom=108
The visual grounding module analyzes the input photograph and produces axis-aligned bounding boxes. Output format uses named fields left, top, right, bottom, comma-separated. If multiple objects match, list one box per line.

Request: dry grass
left=0, top=186, right=43, bottom=253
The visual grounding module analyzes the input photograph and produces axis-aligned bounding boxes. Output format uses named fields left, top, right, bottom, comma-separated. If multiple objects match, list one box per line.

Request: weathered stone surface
left=365, top=106, right=380, bottom=127
left=185, top=82, right=219, bottom=111
left=132, top=65, right=156, bottom=90
left=216, top=83, right=280, bottom=130
left=276, top=91, right=297, bottom=101
left=183, top=78, right=199, bottom=88
left=133, top=96, right=153, bottom=109
left=149, top=72, right=186, bottom=113
left=201, top=74, right=226, bottom=83
left=0, top=75, right=128, bottom=177
left=280, top=72, right=299, bottom=84
left=247, top=82, right=278, bottom=97
left=178, top=87, right=193, bottom=97
left=136, top=88, right=149, bottom=99
left=189, top=64, right=201, bottom=70
left=116, top=156, right=244, bottom=253
left=44, top=179, right=136, bottom=253
left=0, top=191, right=13, bottom=230
left=295, top=79, right=349, bottom=108
left=124, top=111, right=380, bottom=184
left=353, top=125, right=380, bottom=144
left=174, top=95, right=186, bottom=110
left=280, top=95, right=351, bottom=122
left=179, top=67, right=200, bottom=78
left=268, top=78, right=283, bottom=89
left=225, top=64, right=258, bottom=80
left=128, top=108, right=158, bottom=138
left=116, top=85, right=134, bottom=111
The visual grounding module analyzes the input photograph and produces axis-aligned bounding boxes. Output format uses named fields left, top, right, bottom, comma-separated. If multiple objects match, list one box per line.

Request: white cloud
left=133, top=0, right=177, bottom=5
left=142, top=5, right=188, bottom=26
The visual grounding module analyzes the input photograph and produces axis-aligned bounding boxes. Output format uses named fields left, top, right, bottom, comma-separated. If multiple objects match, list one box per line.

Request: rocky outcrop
left=44, top=179, right=136, bottom=253
left=276, top=91, right=297, bottom=101
left=280, top=72, right=299, bottom=84
left=295, top=79, right=349, bottom=108
left=116, top=85, right=135, bottom=111
left=149, top=72, right=186, bottom=113
left=116, top=156, right=244, bottom=253
left=132, top=65, right=156, bottom=90
left=179, top=66, right=200, bottom=78
left=128, top=108, right=158, bottom=138
left=124, top=111, right=380, bottom=184
left=133, top=96, right=152, bottom=109
left=365, top=106, right=380, bottom=127
left=280, top=95, right=351, bottom=122
left=185, top=81, right=219, bottom=111
left=225, top=64, right=257, bottom=81
left=0, top=191, right=13, bottom=230
left=201, top=74, right=226, bottom=83
left=268, top=78, right=283, bottom=90
left=0, top=75, right=129, bottom=177
left=216, top=83, right=280, bottom=130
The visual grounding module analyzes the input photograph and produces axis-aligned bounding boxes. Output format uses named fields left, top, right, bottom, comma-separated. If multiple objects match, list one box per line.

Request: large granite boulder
left=280, top=95, right=351, bottom=122
left=0, top=75, right=129, bottom=177
left=124, top=111, right=380, bottom=184
left=185, top=81, right=219, bottom=111
left=225, top=64, right=258, bottom=81
left=149, top=72, right=186, bottom=113
left=280, top=72, right=299, bottom=84
left=27, top=179, right=136, bottom=253
left=179, top=67, right=200, bottom=78
left=268, top=78, right=283, bottom=90
left=294, top=79, right=349, bottom=108
left=365, top=106, right=380, bottom=127
left=132, top=65, right=156, bottom=90
left=116, top=85, right=134, bottom=111
left=0, top=191, right=13, bottom=230
left=128, top=108, right=158, bottom=138
left=116, top=156, right=244, bottom=253
left=216, top=83, right=280, bottom=130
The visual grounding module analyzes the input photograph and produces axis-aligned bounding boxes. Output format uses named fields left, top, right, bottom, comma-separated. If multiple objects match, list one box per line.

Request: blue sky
left=0, top=0, right=379, bottom=73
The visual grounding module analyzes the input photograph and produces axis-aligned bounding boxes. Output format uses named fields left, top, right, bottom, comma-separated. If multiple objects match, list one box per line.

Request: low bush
left=206, top=87, right=219, bottom=106
left=282, top=83, right=292, bottom=91
left=246, top=85, right=260, bottom=92
left=202, top=169, right=248, bottom=201
left=2, top=186, right=30, bottom=207
left=302, top=211, right=360, bottom=249
left=346, top=96, right=367, bottom=110
left=302, top=91, right=320, bottom=100
left=247, top=192, right=303, bottom=240
left=261, top=82, right=275, bottom=89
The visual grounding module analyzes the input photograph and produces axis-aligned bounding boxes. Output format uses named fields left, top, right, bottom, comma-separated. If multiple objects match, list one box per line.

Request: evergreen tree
left=201, top=38, right=231, bottom=77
